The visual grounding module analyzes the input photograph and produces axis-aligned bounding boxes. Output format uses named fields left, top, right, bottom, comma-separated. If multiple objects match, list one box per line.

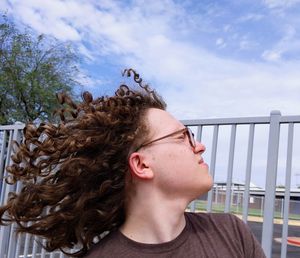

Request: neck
left=120, top=187, right=189, bottom=244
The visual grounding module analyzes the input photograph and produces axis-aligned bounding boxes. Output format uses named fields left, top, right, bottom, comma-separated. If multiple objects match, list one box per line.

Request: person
left=0, top=69, right=266, bottom=258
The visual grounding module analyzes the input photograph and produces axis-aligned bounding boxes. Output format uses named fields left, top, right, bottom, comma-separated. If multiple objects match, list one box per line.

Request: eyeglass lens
left=187, top=128, right=196, bottom=148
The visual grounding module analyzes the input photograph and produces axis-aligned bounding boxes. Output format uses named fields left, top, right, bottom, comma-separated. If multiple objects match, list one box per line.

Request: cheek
left=164, top=152, right=186, bottom=173
left=149, top=147, right=190, bottom=178
left=166, top=147, right=187, bottom=160
left=161, top=152, right=191, bottom=179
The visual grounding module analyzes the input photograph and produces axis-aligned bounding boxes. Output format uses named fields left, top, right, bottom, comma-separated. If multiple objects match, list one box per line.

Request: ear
left=128, top=152, right=154, bottom=180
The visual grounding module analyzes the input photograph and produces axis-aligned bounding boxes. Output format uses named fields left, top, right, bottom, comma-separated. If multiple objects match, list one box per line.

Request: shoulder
left=184, top=212, right=240, bottom=237
left=185, top=211, right=239, bottom=226
left=185, top=212, right=266, bottom=258
left=185, top=212, right=252, bottom=235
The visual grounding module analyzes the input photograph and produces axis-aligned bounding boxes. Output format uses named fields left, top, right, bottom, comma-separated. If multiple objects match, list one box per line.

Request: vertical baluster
left=242, top=124, right=255, bottom=222
left=31, top=236, right=38, bottom=258
left=280, top=123, right=294, bottom=258
left=207, top=125, right=219, bottom=212
left=225, top=124, right=237, bottom=213
left=190, top=125, right=203, bottom=212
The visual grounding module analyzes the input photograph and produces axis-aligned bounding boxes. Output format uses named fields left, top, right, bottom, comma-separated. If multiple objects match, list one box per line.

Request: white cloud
left=263, top=0, right=300, bottom=9
left=239, top=36, right=258, bottom=50
left=238, top=13, right=264, bottom=22
left=78, top=45, right=96, bottom=62
left=10, top=0, right=82, bottom=41
left=261, top=50, right=282, bottom=61
left=261, top=25, right=300, bottom=62
left=0, top=1, right=10, bottom=11
left=216, top=37, right=226, bottom=48
left=223, top=24, right=231, bottom=32
left=77, top=73, right=110, bottom=90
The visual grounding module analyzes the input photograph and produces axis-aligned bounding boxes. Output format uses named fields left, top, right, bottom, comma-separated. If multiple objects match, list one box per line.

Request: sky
left=1, top=0, right=300, bottom=188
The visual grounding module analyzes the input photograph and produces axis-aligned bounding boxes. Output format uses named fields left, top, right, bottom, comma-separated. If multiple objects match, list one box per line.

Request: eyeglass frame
left=135, top=127, right=196, bottom=152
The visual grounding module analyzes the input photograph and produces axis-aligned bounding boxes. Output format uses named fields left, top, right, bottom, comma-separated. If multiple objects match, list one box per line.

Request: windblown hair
left=0, top=69, right=166, bottom=257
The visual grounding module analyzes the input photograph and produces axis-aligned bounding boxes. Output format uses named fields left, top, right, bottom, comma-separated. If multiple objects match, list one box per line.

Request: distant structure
left=197, top=181, right=300, bottom=217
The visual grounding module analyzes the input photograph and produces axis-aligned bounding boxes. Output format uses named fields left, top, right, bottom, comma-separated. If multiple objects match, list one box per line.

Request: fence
left=184, top=111, right=300, bottom=258
left=1, top=111, right=300, bottom=257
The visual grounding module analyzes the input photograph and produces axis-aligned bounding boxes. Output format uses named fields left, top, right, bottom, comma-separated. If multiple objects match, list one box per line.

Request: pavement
left=234, top=214, right=300, bottom=257
left=247, top=220, right=300, bottom=258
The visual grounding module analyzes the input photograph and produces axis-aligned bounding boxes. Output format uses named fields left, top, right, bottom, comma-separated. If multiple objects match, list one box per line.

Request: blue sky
left=1, top=0, right=300, bottom=119
left=1, top=0, right=300, bottom=187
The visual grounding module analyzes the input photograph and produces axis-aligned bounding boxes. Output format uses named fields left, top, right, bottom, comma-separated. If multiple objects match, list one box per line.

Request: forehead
left=145, top=108, right=183, bottom=136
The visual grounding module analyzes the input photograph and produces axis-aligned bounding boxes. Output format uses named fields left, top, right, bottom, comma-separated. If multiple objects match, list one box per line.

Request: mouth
left=198, top=158, right=209, bottom=169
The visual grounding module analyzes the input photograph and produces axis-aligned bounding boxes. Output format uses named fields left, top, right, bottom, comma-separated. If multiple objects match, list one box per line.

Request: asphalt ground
left=248, top=221, right=300, bottom=258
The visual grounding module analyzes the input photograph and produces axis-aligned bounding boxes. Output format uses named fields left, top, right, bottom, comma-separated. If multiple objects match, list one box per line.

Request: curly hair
left=0, top=69, right=166, bottom=257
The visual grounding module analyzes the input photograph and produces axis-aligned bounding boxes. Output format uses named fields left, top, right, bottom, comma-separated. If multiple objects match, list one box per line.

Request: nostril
left=194, top=142, right=206, bottom=154
left=200, top=144, right=206, bottom=153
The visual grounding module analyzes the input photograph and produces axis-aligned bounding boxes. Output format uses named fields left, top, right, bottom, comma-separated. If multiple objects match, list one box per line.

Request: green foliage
left=0, top=15, right=80, bottom=124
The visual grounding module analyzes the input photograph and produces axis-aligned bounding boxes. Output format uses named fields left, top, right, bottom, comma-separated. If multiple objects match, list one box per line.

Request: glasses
left=136, top=127, right=196, bottom=151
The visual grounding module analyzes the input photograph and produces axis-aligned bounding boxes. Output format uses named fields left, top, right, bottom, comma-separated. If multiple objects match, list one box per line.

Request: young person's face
left=141, top=108, right=213, bottom=201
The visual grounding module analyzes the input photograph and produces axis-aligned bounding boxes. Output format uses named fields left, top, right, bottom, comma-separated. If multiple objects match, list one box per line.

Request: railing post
left=262, top=111, right=281, bottom=258
left=207, top=125, right=219, bottom=212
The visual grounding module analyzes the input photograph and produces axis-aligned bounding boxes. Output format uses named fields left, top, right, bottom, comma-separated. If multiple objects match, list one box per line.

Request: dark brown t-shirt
left=85, top=212, right=266, bottom=258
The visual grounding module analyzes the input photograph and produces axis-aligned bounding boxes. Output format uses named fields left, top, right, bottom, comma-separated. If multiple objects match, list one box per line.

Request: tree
left=0, top=15, right=80, bottom=124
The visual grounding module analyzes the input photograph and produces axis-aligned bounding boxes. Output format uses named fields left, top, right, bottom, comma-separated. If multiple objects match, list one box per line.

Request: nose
left=194, top=141, right=206, bottom=154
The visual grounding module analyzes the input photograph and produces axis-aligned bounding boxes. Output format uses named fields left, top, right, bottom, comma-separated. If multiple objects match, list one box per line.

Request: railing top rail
left=182, top=114, right=300, bottom=126
left=182, top=116, right=270, bottom=126
left=280, top=115, right=300, bottom=123
left=0, top=124, right=25, bottom=130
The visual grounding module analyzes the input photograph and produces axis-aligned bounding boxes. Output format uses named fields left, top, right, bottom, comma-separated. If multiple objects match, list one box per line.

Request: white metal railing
left=1, top=111, right=300, bottom=257
left=0, top=124, right=67, bottom=258
left=184, top=111, right=300, bottom=258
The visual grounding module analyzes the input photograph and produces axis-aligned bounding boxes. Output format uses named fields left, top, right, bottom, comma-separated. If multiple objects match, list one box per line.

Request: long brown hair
left=0, top=69, right=166, bottom=257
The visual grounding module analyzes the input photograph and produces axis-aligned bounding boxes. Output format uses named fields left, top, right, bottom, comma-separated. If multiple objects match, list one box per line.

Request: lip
left=199, top=159, right=209, bottom=169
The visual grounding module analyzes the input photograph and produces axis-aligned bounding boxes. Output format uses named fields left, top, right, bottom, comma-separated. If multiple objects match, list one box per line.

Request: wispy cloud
left=216, top=38, right=226, bottom=48
left=261, top=24, right=300, bottom=61
left=237, top=13, right=264, bottom=22
left=263, top=0, right=300, bottom=9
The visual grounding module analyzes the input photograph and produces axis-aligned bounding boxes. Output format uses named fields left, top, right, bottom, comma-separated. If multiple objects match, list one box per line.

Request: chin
left=207, top=176, right=214, bottom=190
left=196, top=179, right=214, bottom=198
